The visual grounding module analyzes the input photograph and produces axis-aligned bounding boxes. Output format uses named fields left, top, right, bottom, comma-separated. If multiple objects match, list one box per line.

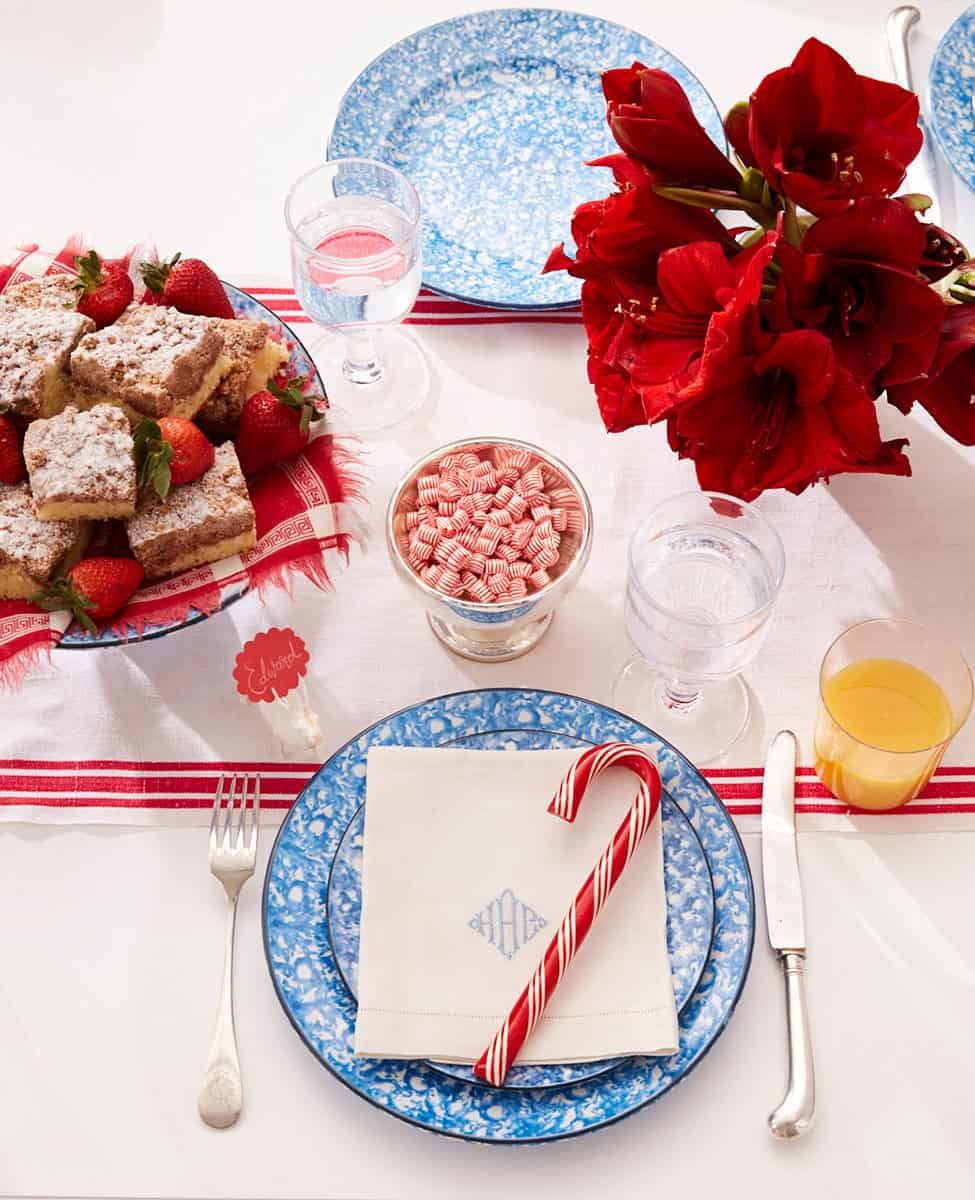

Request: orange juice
left=814, top=657, right=954, bottom=810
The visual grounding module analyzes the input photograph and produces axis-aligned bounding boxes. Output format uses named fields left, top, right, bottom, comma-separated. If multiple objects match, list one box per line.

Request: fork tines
left=209, top=772, right=262, bottom=852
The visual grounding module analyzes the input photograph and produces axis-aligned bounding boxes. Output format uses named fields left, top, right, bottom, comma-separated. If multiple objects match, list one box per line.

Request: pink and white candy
left=401, top=445, right=583, bottom=605
left=472, top=742, right=662, bottom=1087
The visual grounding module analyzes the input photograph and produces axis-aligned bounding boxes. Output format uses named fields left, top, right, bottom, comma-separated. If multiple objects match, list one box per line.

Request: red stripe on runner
left=0, top=759, right=320, bottom=771
left=248, top=287, right=583, bottom=324
left=0, top=794, right=296, bottom=810
left=703, top=766, right=820, bottom=778
left=0, top=774, right=308, bottom=796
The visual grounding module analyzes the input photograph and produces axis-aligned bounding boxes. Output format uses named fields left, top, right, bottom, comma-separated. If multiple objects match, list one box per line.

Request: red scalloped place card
left=233, top=627, right=310, bottom=703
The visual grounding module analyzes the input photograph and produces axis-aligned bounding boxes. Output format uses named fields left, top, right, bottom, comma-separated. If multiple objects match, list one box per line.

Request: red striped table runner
left=246, top=286, right=584, bottom=327
left=3, top=761, right=974, bottom=826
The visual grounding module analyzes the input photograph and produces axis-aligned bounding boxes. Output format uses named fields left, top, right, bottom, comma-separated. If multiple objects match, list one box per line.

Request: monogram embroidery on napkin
left=468, top=888, right=547, bottom=960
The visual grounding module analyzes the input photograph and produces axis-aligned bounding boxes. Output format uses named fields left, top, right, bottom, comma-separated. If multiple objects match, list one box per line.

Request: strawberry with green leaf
left=133, top=417, right=214, bottom=500
left=236, top=376, right=325, bottom=476
left=140, top=252, right=234, bottom=319
left=71, top=250, right=134, bottom=328
left=35, top=557, right=145, bottom=634
left=133, top=419, right=174, bottom=500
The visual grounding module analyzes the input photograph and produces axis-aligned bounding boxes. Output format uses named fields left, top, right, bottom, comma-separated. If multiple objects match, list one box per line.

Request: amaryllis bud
left=740, top=167, right=766, bottom=204
left=724, top=101, right=756, bottom=168
left=920, top=223, right=969, bottom=282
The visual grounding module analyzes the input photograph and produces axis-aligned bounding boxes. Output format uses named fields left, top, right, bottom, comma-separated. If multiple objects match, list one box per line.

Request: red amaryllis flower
left=918, top=222, right=969, bottom=283
left=602, top=63, right=740, bottom=189
left=888, top=305, right=975, bottom=445
left=722, top=102, right=755, bottom=169
left=770, top=197, right=944, bottom=389
left=670, top=263, right=911, bottom=499
left=747, top=38, right=922, bottom=216
left=544, top=157, right=734, bottom=287
left=578, top=241, right=737, bottom=432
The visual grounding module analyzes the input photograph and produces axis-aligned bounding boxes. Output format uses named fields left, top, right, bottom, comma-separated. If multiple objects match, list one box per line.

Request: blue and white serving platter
left=263, top=688, right=755, bottom=1143
left=57, top=283, right=321, bottom=649
left=328, top=8, right=724, bottom=310
left=929, top=6, right=975, bottom=192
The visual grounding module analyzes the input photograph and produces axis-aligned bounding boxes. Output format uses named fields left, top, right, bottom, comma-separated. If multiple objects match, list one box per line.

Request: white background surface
left=1, top=1, right=975, bottom=1196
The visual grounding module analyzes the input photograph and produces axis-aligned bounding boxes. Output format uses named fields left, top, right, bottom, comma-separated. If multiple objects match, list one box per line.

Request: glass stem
left=342, top=329, right=384, bottom=386
left=661, top=678, right=702, bottom=712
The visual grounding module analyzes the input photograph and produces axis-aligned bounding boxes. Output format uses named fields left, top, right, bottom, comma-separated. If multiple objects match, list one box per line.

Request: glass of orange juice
left=814, top=619, right=973, bottom=811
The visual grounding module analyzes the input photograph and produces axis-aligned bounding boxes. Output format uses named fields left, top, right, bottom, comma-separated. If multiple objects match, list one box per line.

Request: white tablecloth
left=1, top=1, right=974, bottom=1196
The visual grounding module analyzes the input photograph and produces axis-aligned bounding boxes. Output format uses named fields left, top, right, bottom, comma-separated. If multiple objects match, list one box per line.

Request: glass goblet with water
left=614, top=491, right=785, bottom=764
left=285, top=158, right=428, bottom=433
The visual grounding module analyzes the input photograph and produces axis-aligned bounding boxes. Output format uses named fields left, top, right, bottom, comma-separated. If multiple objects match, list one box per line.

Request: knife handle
left=768, top=951, right=815, bottom=1139
left=886, top=6, right=920, bottom=92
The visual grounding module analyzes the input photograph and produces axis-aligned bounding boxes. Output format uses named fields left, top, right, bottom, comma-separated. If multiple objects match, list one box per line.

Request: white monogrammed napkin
left=354, top=747, right=678, bottom=1064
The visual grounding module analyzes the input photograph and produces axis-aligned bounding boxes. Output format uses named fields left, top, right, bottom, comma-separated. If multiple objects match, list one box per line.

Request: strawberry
left=0, top=414, right=25, bottom=484
left=235, top=376, right=325, bottom=476
left=35, top=557, right=144, bottom=633
left=157, top=418, right=214, bottom=486
left=71, top=250, right=134, bottom=328
left=140, top=252, right=234, bottom=319
left=133, top=417, right=213, bottom=499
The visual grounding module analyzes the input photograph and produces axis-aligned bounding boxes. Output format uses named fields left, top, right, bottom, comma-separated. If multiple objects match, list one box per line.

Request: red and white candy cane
left=472, top=742, right=661, bottom=1087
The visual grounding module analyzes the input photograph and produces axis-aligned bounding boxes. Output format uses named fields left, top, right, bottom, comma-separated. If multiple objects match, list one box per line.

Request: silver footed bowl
left=386, top=437, right=593, bottom=662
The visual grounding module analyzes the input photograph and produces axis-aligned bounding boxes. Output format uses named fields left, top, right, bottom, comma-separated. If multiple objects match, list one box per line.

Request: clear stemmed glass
left=613, top=491, right=786, bottom=764
left=285, top=159, right=429, bottom=433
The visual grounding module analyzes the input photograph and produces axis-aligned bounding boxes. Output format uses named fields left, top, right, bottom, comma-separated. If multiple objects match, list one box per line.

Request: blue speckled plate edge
left=928, top=5, right=975, bottom=192
left=327, top=7, right=726, bottom=310
left=56, top=284, right=322, bottom=649
left=261, top=687, right=755, bottom=1143
left=323, top=785, right=715, bottom=1092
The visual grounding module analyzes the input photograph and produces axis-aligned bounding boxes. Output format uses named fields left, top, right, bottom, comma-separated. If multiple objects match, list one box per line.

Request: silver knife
left=762, top=730, right=815, bottom=1139
left=886, top=6, right=941, bottom=226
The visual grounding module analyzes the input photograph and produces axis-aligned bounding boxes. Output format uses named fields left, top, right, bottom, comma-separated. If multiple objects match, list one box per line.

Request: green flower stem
left=653, top=185, right=778, bottom=230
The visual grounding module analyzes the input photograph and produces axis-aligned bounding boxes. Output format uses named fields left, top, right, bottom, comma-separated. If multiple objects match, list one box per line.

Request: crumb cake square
left=23, top=404, right=137, bottom=521
left=0, top=306, right=95, bottom=419
left=0, top=275, right=79, bottom=314
left=0, top=483, right=89, bottom=599
left=196, top=318, right=289, bottom=436
left=69, top=304, right=231, bottom=422
left=126, top=442, right=256, bottom=578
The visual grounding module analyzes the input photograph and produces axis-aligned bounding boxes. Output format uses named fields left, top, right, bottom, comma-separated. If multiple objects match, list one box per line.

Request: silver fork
left=198, top=773, right=261, bottom=1129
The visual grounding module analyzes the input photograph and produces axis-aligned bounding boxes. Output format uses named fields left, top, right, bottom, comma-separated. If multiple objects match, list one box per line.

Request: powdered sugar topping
left=23, top=404, right=135, bottom=504
left=0, top=483, right=78, bottom=579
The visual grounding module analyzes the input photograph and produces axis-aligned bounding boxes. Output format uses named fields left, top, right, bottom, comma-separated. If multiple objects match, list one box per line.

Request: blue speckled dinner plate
left=326, top=781, right=714, bottom=1090
left=328, top=8, right=725, bottom=309
left=56, top=283, right=321, bottom=649
left=929, top=6, right=975, bottom=192
left=263, top=688, right=754, bottom=1142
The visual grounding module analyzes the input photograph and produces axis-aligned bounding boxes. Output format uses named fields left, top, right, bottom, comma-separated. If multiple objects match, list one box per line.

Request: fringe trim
left=0, top=636, right=54, bottom=690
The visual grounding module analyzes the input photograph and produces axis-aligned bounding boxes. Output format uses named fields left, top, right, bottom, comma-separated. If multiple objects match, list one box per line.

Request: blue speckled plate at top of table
left=929, top=6, right=975, bottom=192
left=262, top=688, right=755, bottom=1143
left=328, top=8, right=725, bottom=309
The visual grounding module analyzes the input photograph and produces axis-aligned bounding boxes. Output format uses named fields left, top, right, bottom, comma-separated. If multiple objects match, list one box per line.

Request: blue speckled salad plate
left=328, top=8, right=724, bottom=309
left=57, top=283, right=320, bottom=649
left=263, top=688, right=755, bottom=1142
left=929, top=6, right=975, bottom=192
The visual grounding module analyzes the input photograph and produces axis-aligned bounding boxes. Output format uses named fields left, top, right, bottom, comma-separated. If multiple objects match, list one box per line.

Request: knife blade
left=761, top=729, right=815, bottom=1139
left=762, top=729, right=805, bottom=952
